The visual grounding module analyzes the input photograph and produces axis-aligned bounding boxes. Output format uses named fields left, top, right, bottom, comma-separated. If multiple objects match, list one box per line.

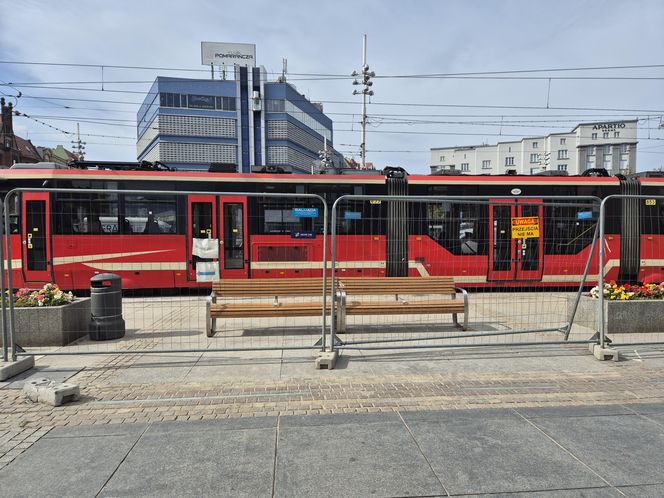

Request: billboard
left=201, top=42, right=256, bottom=67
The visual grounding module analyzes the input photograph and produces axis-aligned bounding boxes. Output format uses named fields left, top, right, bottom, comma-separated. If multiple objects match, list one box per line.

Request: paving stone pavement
left=1, top=343, right=664, bottom=476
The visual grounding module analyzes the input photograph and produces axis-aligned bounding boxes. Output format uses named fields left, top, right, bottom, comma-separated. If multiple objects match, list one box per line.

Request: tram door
left=187, top=195, right=217, bottom=282
left=487, top=199, right=544, bottom=282
left=219, top=196, right=248, bottom=278
left=21, top=192, right=53, bottom=283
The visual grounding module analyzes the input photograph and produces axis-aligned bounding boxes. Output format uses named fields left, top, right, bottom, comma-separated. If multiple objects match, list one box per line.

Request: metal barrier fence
left=329, top=195, right=603, bottom=351
left=1, top=188, right=328, bottom=359
left=3, top=188, right=638, bottom=362
left=598, top=194, right=664, bottom=349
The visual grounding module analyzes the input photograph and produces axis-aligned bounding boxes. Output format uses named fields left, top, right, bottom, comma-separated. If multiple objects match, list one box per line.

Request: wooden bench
left=334, top=276, right=468, bottom=332
left=206, top=278, right=328, bottom=337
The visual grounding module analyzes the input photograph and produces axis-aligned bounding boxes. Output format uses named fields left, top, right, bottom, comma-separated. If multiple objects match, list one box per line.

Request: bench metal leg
left=452, top=313, right=467, bottom=331
left=335, top=290, right=347, bottom=333
left=206, top=296, right=216, bottom=337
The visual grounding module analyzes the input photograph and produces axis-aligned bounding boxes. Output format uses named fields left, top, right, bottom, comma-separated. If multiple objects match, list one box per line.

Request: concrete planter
left=568, top=295, right=664, bottom=334
left=13, top=298, right=91, bottom=347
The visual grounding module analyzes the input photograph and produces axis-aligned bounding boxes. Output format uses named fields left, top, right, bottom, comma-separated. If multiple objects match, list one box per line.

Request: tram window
left=4, top=194, right=19, bottom=234
left=641, top=202, right=664, bottom=235
left=427, top=202, right=488, bottom=256
left=543, top=205, right=596, bottom=255
left=125, top=195, right=177, bottom=234
left=256, top=198, right=318, bottom=234
left=53, top=193, right=119, bottom=235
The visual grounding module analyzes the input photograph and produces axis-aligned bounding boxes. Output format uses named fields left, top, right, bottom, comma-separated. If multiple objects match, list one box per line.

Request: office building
left=137, top=70, right=342, bottom=173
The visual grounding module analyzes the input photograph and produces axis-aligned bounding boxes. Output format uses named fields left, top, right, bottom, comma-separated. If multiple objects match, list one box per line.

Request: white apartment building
left=430, top=119, right=638, bottom=175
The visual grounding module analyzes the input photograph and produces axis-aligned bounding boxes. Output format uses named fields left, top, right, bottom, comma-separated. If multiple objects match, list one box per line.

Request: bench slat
left=345, top=300, right=464, bottom=315
left=339, top=277, right=457, bottom=296
left=211, top=301, right=330, bottom=318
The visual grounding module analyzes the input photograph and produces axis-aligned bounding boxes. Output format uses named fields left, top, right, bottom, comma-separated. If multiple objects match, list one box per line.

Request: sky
left=1, top=0, right=663, bottom=174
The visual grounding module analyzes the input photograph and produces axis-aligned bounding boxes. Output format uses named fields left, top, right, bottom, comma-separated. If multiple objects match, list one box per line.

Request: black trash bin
left=89, top=273, right=125, bottom=340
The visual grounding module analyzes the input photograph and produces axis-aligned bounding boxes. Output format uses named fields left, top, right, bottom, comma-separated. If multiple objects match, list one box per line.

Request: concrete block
left=315, top=351, right=338, bottom=370
left=23, top=378, right=80, bottom=406
left=590, top=344, right=620, bottom=362
left=0, top=356, right=35, bottom=381
left=570, top=295, right=664, bottom=334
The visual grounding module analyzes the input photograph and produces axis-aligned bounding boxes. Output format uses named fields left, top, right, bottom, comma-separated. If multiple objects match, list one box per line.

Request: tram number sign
left=645, top=199, right=657, bottom=206
left=511, top=216, right=540, bottom=239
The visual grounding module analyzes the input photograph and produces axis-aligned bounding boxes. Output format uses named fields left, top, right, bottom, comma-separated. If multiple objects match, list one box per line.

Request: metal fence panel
left=598, top=194, right=664, bottom=348
left=328, top=195, right=601, bottom=351
left=4, top=188, right=328, bottom=358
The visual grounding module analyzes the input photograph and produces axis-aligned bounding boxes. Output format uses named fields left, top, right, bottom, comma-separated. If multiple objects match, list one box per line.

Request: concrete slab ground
left=1, top=405, right=664, bottom=497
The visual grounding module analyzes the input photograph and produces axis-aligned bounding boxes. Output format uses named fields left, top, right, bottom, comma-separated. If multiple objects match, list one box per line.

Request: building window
left=482, top=160, right=491, bottom=169
left=604, top=145, right=611, bottom=154
left=560, top=138, right=566, bottom=145
left=620, top=156, right=628, bottom=170
left=159, top=92, right=236, bottom=111
left=441, top=155, right=445, bottom=161
left=592, top=132, right=597, bottom=140
left=505, top=156, right=514, bottom=166
left=266, top=99, right=286, bottom=112
left=603, top=131, right=609, bottom=139
left=585, top=159, right=595, bottom=169
left=558, top=149, right=568, bottom=160
left=588, top=146, right=596, bottom=156
left=461, top=163, right=469, bottom=172
left=508, top=146, right=512, bottom=153
left=603, top=156, right=612, bottom=169
left=532, top=142, right=538, bottom=149
left=463, top=153, right=467, bottom=159
left=614, top=131, right=620, bottom=138
left=620, top=144, right=629, bottom=154
left=529, top=153, right=539, bottom=163
left=558, top=164, right=568, bottom=171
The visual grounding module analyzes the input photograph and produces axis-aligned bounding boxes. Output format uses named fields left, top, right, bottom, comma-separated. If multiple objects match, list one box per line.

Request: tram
left=1, top=161, right=663, bottom=291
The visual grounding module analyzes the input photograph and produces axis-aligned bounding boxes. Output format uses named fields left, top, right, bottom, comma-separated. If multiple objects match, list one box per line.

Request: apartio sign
left=201, top=42, right=256, bottom=67
left=592, top=122, right=627, bottom=131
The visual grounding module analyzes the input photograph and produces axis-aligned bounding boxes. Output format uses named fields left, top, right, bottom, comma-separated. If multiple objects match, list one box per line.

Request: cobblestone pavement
left=3, top=344, right=664, bottom=468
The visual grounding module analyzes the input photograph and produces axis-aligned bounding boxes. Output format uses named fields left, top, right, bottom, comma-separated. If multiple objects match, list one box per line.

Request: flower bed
left=13, top=284, right=75, bottom=307
left=589, top=281, right=664, bottom=301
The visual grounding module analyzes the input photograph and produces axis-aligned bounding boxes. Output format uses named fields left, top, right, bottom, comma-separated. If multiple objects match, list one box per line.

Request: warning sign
left=511, top=216, right=540, bottom=239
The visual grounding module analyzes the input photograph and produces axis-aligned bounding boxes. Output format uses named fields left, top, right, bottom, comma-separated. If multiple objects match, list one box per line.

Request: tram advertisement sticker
left=292, top=208, right=318, bottom=218
left=511, top=216, right=540, bottom=239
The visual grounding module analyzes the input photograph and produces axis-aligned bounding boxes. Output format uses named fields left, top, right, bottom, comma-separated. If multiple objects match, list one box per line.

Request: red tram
left=2, top=161, right=663, bottom=290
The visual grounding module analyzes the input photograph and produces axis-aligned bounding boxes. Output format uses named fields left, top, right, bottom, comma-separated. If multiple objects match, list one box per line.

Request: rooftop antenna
left=278, top=58, right=288, bottom=83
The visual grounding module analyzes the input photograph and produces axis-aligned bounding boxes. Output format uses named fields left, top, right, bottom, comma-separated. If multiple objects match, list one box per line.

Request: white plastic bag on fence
left=196, top=261, right=219, bottom=282
left=192, top=238, right=219, bottom=258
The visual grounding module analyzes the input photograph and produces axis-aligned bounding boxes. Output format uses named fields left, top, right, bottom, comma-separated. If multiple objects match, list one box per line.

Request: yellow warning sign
left=511, top=216, right=540, bottom=239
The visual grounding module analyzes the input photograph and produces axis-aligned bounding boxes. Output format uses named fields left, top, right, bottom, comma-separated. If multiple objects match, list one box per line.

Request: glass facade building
left=137, top=69, right=342, bottom=173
